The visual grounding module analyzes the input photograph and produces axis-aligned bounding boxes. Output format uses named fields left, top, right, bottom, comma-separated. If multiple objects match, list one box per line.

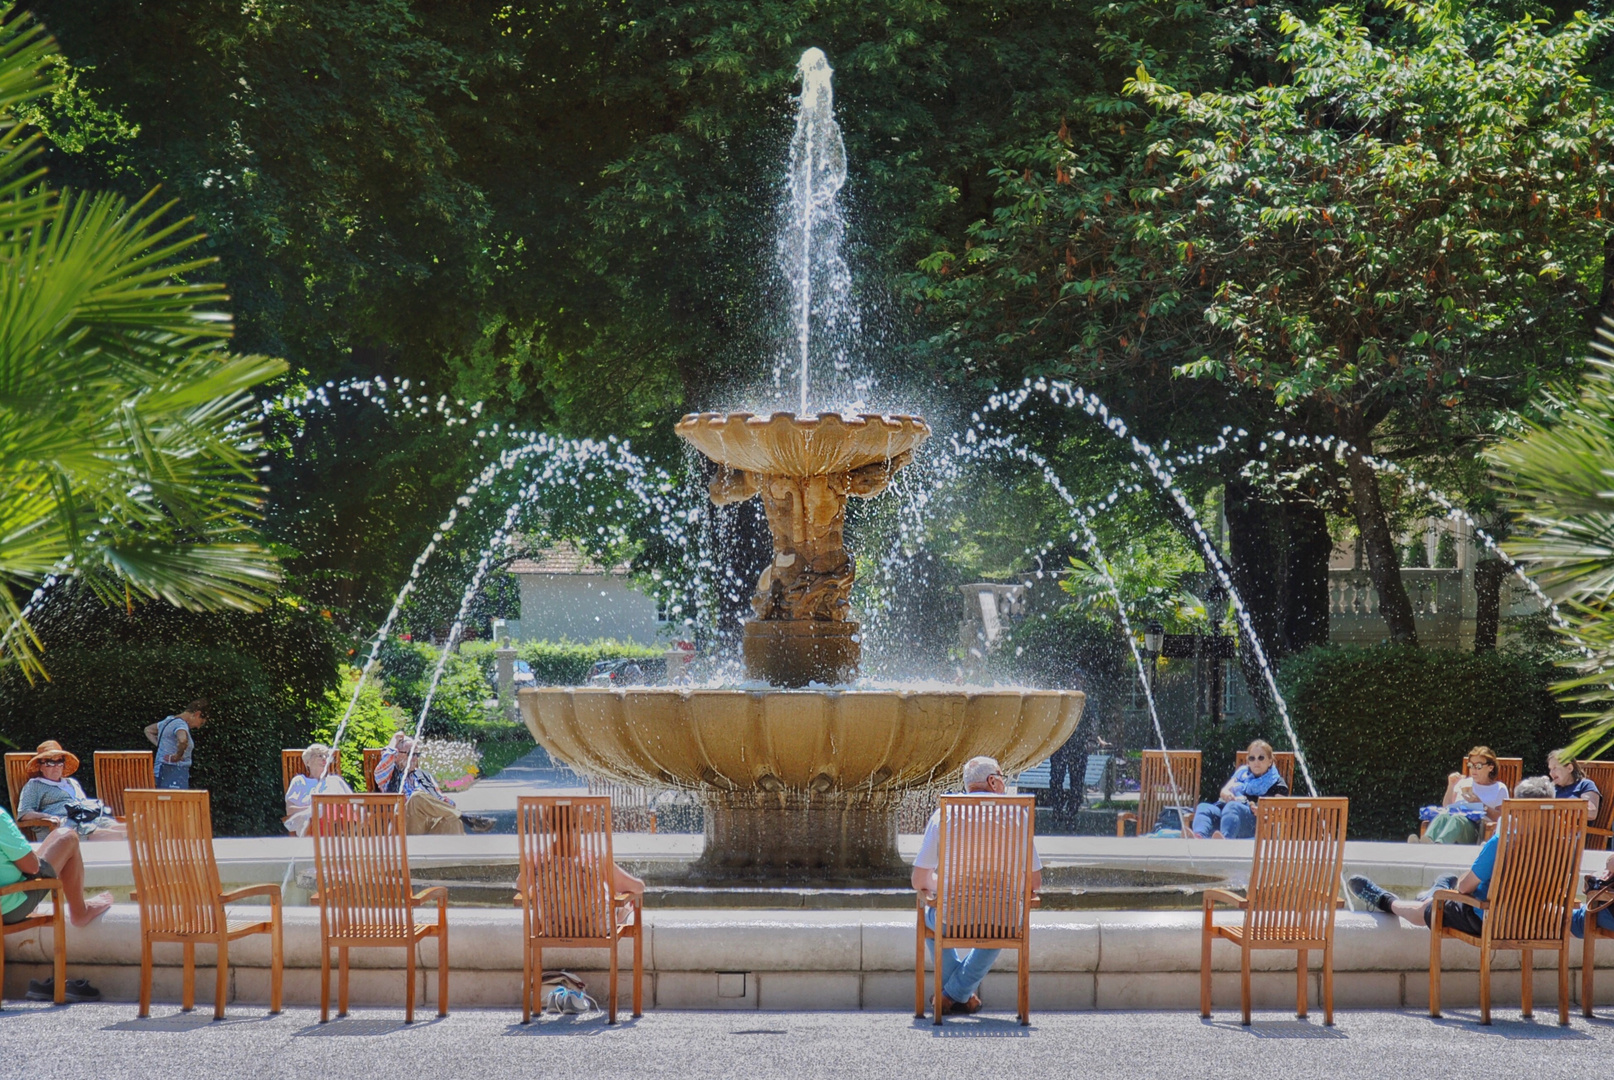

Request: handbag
left=1586, top=876, right=1614, bottom=917
left=63, top=799, right=105, bottom=824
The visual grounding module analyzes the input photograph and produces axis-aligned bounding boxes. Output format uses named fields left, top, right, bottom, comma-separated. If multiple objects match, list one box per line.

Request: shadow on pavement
left=1430, top=1014, right=1593, bottom=1040
left=104, top=1013, right=276, bottom=1033
left=296, top=1016, right=444, bottom=1037
left=914, top=1017, right=1031, bottom=1038
left=504, top=1014, right=634, bottom=1036
left=1203, top=1019, right=1346, bottom=1039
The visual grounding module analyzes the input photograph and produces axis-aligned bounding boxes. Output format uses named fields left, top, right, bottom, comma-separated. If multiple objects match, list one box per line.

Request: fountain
left=517, top=49, right=1084, bottom=881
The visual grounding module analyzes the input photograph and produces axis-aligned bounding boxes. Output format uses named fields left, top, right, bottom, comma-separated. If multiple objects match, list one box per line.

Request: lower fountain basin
left=517, top=686, right=1085, bottom=880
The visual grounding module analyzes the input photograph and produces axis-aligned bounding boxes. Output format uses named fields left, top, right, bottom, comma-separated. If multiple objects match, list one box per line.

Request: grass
left=474, top=721, right=540, bottom=780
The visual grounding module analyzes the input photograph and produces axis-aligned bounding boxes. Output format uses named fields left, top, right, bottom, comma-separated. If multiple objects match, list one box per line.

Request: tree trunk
left=1473, top=559, right=1507, bottom=652
left=1340, top=421, right=1419, bottom=645
left=1282, top=494, right=1333, bottom=654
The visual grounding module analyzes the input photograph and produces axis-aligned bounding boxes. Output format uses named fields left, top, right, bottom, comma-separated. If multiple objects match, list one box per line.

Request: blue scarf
left=1231, top=765, right=1282, bottom=800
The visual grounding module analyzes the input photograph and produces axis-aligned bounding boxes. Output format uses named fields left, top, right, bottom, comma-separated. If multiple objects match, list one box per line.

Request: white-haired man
left=911, top=755, right=1043, bottom=1016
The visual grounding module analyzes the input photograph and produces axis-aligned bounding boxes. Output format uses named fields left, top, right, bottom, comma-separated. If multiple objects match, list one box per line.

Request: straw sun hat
left=25, top=740, right=79, bottom=777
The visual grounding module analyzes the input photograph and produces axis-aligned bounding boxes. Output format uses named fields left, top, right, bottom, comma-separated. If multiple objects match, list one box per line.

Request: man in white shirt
left=911, top=755, right=1043, bottom=1016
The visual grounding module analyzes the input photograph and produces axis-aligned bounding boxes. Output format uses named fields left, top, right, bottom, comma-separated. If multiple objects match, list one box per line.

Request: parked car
left=587, top=657, right=666, bottom=686
left=512, top=659, right=536, bottom=688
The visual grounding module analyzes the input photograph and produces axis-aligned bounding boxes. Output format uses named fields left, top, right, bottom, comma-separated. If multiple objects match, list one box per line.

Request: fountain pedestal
left=697, top=789, right=905, bottom=882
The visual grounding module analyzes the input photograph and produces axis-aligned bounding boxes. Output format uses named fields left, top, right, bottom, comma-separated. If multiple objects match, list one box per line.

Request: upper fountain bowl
left=675, top=411, right=931, bottom=476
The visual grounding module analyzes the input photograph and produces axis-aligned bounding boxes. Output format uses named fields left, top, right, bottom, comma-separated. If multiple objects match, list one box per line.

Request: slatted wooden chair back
left=125, top=789, right=226, bottom=938
left=1578, top=760, right=1614, bottom=845
left=1485, top=799, right=1586, bottom=944
left=4, top=753, right=29, bottom=816
left=93, top=751, right=155, bottom=818
left=310, top=793, right=413, bottom=942
left=362, top=748, right=386, bottom=792
left=1232, top=750, right=1295, bottom=792
left=935, top=794, right=1036, bottom=941
left=1138, top=750, right=1201, bottom=831
left=1243, top=797, right=1349, bottom=945
left=518, top=796, right=616, bottom=941
left=281, top=748, right=343, bottom=793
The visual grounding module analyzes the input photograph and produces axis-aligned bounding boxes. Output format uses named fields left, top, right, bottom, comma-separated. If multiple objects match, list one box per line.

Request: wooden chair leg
left=1323, top=938, right=1335, bottom=1026
left=914, top=914, right=924, bottom=1019
left=51, top=892, right=65, bottom=1005
left=933, top=941, right=945, bottom=1026
left=1428, top=926, right=1442, bottom=1018
left=633, top=914, right=644, bottom=1018
left=1520, top=947, right=1533, bottom=1019
left=270, top=914, right=284, bottom=1014
left=522, top=938, right=533, bottom=1024
left=1585, top=927, right=1597, bottom=1019
left=437, top=923, right=449, bottom=1019
left=608, top=931, right=620, bottom=1025
left=1295, top=948, right=1308, bottom=1020
left=1018, top=940, right=1029, bottom=1026
left=1240, top=944, right=1252, bottom=1026
left=339, top=946, right=351, bottom=1018
left=140, top=937, right=154, bottom=1018
left=1199, top=924, right=1213, bottom=1018
left=319, top=944, right=331, bottom=1023
left=1559, top=944, right=1570, bottom=1026
left=214, top=936, right=229, bottom=1021
left=405, top=940, right=416, bottom=1025
left=1479, top=947, right=1492, bottom=1025
left=182, top=941, right=196, bottom=1012
left=534, top=944, right=543, bottom=1019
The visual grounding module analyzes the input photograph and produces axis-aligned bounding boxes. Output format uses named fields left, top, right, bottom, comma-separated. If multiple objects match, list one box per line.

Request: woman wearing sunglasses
left=1418, top=746, right=1508, bottom=844
left=1190, top=739, right=1289, bottom=839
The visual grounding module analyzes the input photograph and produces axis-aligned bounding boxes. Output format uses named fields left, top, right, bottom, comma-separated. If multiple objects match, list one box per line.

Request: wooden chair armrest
left=1587, top=825, right=1613, bottom=838
left=1433, top=889, right=1488, bottom=911
left=613, top=892, right=642, bottom=907
left=1203, top=887, right=1247, bottom=909
left=1029, top=893, right=1042, bottom=909
left=412, top=886, right=449, bottom=905
left=0, top=877, right=60, bottom=897
left=220, top=883, right=281, bottom=905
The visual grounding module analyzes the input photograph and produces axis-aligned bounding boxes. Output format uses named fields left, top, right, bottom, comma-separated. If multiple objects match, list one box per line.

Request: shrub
left=487, top=638, right=662, bottom=686
left=377, top=640, right=497, bottom=739
left=308, top=668, right=404, bottom=790
left=1278, top=644, right=1570, bottom=839
left=0, top=646, right=290, bottom=835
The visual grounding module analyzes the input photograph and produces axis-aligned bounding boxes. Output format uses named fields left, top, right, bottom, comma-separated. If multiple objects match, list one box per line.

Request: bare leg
left=36, top=829, right=112, bottom=926
left=1388, top=899, right=1429, bottom=926
left=83, top=823, right=128, bottom=842
left=611, top=864, right=645, bottom=898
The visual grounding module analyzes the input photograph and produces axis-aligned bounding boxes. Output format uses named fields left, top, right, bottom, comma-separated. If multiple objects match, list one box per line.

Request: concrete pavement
left=0, top=1003, right=1607, bottom=1080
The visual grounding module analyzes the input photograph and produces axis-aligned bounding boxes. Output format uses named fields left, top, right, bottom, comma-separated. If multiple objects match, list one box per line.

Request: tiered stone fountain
left=518, top=410, right=1085, bottom=881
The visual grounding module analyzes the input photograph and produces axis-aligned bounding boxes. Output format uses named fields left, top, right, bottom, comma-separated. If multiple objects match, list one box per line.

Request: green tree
left=926, top=1, right=1614, bottom=647
left=0, top=5, right=284, bottom=679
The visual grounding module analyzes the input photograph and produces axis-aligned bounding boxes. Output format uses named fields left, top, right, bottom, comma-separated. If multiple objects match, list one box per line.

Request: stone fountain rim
left=675, top=409, right=930, bottom=430
left=520, top=685, right=1085, bottom=699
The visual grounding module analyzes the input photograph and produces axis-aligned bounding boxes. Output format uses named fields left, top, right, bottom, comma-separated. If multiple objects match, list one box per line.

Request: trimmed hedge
left=0, top=646, right=290, bottom=836
left=505, top=639, right=662, bottom=685
left=377, top=640, right=494, bottom=739
left=1278, top=644, right=1570, bottom=839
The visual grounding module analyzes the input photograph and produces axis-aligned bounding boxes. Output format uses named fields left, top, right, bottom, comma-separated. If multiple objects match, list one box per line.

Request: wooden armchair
left=1230, top=750, right=1296, bottom=793
left=1578, top=760, right=1614, bottom=850
left=281, top=748, right=343, bottom=793
left=5, top=752, right=47, bottom=840
left=1201, top=796, right=1348, bottom=1025
left=516, top=795, right=643, bottom=1023
left=125, top=789, right=284, bottom=1019
left=1431, top=798, right=1586, bottom=1025
left=0, top=872, right=64, bottom=1007
left=92, top=751, right=155, bottom=819
left=914, top=794, right=1040, bottom=1026
left=1117, top=750, right=1201, bottom=837
left=362, top=748, right=386, bottom=793
left=310, top=793, right=447, bottom=1023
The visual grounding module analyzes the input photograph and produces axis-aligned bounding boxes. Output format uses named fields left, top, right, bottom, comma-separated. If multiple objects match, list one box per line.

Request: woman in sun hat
left=16, top=741, right=124, bottom=841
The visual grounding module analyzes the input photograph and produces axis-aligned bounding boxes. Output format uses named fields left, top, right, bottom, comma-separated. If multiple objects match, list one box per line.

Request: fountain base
left=693, top=788, right=907, bottom=883
left=742, top=619, right=859, bottom=687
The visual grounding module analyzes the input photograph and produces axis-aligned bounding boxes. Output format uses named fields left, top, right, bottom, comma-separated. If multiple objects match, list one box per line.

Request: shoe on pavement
left=26, top=977, right=101, bottom=1002
left=1348, top=875, right=1398, bottom=914
left=461, top=814, right=496, bottom=833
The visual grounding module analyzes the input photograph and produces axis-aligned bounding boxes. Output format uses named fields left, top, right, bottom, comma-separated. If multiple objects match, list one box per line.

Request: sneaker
left=544, top=986, right=596, bottom=1014
left=26, top=977, right=101, bottom=1003
left=1348, top=875, right=1398, bottom=914
left=461, top=814, right=496, bottom=834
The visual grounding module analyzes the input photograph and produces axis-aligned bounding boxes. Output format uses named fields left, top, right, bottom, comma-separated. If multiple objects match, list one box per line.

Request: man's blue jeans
left=925, top=907, right=1000, bottom=1004
left=1571, top=905, right=1614, bottom=938
left=1192, top=800, right=1255, bottom=839
left=155, top=763, right=190, bottom=789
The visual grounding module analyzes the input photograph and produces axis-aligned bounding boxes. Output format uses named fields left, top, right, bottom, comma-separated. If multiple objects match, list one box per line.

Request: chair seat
left=327, top=916, right=441, bottom=944
left=1, top=911, right=57, bottom=936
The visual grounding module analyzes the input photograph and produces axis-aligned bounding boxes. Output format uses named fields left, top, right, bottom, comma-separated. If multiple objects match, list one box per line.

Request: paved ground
left=451, top=745, right=586, bottom=825
left=3, top=1003, right=1609, bottom=1079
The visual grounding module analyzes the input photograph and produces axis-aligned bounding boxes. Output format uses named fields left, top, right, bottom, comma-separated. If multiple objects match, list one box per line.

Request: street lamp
left=1144, top=620, right=1164, bottom=657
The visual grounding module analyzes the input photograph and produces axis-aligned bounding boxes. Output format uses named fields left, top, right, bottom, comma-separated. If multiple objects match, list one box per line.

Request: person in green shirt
left=0, top=807, right=111, bottom=927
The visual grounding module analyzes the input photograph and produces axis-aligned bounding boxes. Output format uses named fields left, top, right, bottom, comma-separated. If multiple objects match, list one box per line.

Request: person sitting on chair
left=1351, top=775, right=1555, bottom=931
left=1190, top=740, right=1289, bottom=840
left=1, top=801, right=110, bottom=1002
left=1418, top=745, right=1509, bottom=845
left=283, top=743, right=353, bottom=837
left=373, top=734, right=495, bottom=835
left=910, top=755, right=1043, bottom=1017
left=1548, top=749, right=1600, bottom=822
left=15, top=741, right=124, bottom=841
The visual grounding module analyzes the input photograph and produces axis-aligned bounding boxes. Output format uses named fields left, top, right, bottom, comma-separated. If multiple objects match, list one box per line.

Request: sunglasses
left=1247, top=754, right=1269, bottom=762
left=38, top=759, right=65, bottom=767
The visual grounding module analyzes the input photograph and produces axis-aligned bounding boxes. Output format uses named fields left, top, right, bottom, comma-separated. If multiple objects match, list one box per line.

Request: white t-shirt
left=1471, top=780, right=1508, bottom=809
left=914, top=792, right=1043, bottom=871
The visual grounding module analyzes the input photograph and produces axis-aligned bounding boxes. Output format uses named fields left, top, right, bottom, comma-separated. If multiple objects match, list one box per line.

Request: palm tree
left=1491, top=318, right=1614, bottom=754
left=0, top=5, right=284, bottom=681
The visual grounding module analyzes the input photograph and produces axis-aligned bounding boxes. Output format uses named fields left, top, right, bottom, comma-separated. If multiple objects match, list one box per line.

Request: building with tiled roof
left=506, top=541, right=663, bottom=644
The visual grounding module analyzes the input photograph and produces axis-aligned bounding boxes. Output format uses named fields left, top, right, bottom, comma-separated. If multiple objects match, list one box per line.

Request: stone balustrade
left=7, top=905, right=1614, bottom=1014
